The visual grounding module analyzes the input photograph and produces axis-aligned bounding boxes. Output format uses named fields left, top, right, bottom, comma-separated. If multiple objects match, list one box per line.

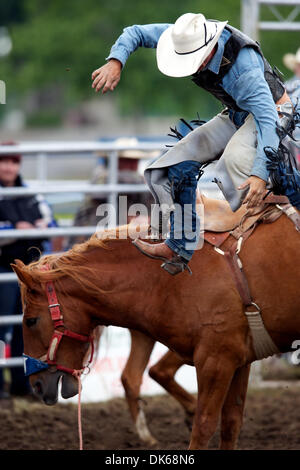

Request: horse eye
left=25, top=317, right=38, bottom=328
left=29, top=288, right=39, bottom=296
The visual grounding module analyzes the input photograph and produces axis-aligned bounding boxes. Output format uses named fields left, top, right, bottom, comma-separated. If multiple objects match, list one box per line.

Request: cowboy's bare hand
left=238, top=176, right=266, bottom=209
left=16, top=221, right=35, bottom=230
left=91, top=59, right=122, bottom=94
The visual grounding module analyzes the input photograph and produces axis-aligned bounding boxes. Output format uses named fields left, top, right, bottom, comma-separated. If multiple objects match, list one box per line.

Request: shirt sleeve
left=106, top=23, right=172, bottom=68
left=222, top=48, right=280, bottom=182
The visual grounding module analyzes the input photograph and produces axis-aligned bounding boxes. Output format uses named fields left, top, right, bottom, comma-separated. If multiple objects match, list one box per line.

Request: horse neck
left=82, top=238, right=156, bottom=332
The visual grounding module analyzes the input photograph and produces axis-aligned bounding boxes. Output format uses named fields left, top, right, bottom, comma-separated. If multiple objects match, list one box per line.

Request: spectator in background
left=283, top=48, right=300, bottom=167
left=0, top=142, right=57, bottom=399
left=283, top=47, right=300, bottom=99
left=70, top=138, right=155, bottom=245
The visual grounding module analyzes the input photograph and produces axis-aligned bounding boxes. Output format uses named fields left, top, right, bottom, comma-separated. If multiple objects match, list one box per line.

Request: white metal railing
left=0, top=140, right=167, bottom=204
left=0, top=358, right=24, bottom=368
left=0, top=141, right=169, bottom=154
left=0, top=139, right=167, bottom=235
left=0, top=226, right=97, bottom=240
left=0, top=140, right=168, bottom=368
left=0, top=317, right=23, bottom=369
left=241, top=0, right=300, bottom=40
left=0, top=315, right=23, bottom=325
left=0, top=139, right=221, bottom=369
left=0, top=183, right=149, bottom=197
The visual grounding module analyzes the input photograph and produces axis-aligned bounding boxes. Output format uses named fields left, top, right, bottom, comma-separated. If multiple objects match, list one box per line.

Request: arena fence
left=242, top=0, right=300, bottom=40
left=0, top=140, right=220, bottom=370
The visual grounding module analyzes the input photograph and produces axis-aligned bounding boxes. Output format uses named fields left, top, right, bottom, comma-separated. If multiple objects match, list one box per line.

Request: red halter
left=42, top=264, right=94, bottom=376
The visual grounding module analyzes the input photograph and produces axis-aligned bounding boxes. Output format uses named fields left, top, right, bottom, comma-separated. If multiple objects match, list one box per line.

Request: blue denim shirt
left=107, top=24, right=280, bottom=182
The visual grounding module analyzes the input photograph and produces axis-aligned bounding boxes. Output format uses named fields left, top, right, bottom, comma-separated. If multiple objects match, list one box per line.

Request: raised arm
left=91, top=23, right=171, bottom=94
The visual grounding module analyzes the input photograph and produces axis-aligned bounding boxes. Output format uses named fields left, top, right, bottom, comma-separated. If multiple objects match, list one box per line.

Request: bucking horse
left=12, top=193, right=300, bottom=449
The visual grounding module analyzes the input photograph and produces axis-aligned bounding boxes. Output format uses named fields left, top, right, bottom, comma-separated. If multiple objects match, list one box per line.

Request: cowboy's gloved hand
left=91, top=59, right=122, bottom=94
left=238, top=176, right=266, bottom=209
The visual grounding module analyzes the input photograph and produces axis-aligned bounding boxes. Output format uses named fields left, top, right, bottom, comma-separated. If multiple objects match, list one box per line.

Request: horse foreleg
left=121, top=330, right=156, bottom=445
left=148, top=350, right=196, bottom=430
left=219, top=364, right=250, bottom=450
left=189, top=352, right=236, bottom=450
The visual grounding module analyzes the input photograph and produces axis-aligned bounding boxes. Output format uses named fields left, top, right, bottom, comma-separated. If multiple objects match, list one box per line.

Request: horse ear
left=11, top=260, right=35, bottom=289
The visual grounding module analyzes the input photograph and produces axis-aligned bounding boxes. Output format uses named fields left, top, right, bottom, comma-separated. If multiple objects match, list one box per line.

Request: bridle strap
left=63, top=329, right=91, bottom=343
left=47, top=330, right=64, bottom=362
left=46, top=283, right=62, bottom=321
left=40, top=264, right=94, bottom=374
left=31, top=264, right=93, bottom=451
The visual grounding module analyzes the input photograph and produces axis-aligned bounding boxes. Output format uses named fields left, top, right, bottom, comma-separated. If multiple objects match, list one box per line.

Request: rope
left=73, top=370, right=83, bottom=450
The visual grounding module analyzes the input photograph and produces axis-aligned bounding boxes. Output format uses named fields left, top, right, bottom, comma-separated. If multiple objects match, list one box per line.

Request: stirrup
left=161, top=256, right=192, bottom=276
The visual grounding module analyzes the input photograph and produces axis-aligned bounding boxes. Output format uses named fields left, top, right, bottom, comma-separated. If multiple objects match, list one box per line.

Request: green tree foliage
left=0, top=0, right=26, bottom=25
left=0, top=0, right=299, bottom=121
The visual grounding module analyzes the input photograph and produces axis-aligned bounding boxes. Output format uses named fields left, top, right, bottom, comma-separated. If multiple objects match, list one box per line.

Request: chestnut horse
left=13, top=213, right=300, bottom=449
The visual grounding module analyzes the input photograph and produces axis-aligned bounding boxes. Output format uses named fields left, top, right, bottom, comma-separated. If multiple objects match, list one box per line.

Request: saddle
left=196, top=191, right=300, bottom=361
left=197, top=192, right=248, bottom=232
left=197, top=191, right=300, bottom=247
left=144, top=192, right=299, bottom=358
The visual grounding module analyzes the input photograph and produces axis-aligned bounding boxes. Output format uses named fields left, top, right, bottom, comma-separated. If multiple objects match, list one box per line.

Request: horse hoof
left=143, top=436, right=158, bottom=448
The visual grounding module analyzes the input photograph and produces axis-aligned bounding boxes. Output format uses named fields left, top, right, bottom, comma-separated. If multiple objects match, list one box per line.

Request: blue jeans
left=165, top=161, right=202, bottom=261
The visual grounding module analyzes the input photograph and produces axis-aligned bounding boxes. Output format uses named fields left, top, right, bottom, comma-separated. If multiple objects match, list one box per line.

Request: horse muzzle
left=29, top=368, right=79, bottom=405
left=23, top=353, right=78, bottom=404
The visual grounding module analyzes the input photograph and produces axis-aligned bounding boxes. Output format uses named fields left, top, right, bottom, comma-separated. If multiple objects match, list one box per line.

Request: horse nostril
left=34, top=381, right=43, bottom=396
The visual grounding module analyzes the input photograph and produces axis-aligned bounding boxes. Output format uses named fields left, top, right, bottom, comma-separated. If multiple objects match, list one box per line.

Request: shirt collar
left=204, top=28, right=232, bottom=74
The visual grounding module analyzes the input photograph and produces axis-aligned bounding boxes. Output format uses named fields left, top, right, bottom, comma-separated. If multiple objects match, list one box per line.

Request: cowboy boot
left=132, top=239, right=192, bottom=276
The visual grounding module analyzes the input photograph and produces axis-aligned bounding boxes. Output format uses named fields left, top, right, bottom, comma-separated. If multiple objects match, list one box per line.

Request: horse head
left=11, top=259, right=95, bottom=405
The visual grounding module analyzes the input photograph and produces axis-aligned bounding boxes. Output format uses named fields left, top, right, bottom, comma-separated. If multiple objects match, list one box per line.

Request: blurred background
left=0, top=0, right=299, bottom=406
left=0, top=0, right=299, bottom=140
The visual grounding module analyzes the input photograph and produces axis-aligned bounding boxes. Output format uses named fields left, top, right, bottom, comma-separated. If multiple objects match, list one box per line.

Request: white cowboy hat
left=283, top=48, right=300, bottom=72
left=156, top=13, right=228, bottom=78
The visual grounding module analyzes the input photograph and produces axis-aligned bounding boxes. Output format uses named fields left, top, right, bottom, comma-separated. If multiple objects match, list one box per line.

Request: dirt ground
left=1, top=387, right=300, bottom=450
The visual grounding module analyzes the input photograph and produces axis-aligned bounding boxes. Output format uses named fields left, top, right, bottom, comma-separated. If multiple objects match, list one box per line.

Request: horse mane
left=17, top=223, right=149, bottom=298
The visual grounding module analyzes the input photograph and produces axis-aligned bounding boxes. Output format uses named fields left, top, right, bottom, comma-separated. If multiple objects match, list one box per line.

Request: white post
left=107, top=150, right=119, bottom=226
left=36, top=152, right=48, bottom=181
left=241, top=0, right=260, bottom=40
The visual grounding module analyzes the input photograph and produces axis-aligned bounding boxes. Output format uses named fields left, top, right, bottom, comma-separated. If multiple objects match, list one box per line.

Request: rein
left=24, top=263, right=94, bottom=450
